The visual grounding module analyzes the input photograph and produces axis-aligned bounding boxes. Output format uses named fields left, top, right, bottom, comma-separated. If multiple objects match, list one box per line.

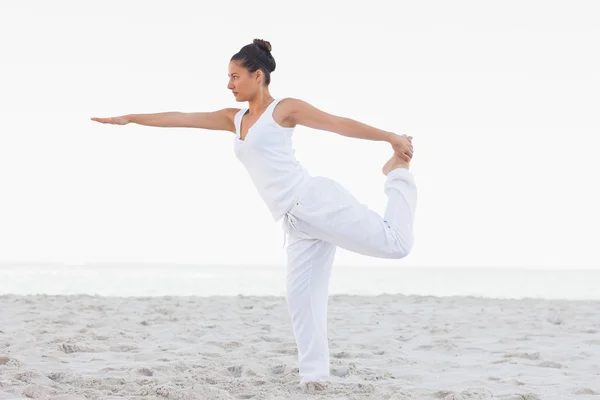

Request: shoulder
left=270, top=98, right=294, bottom=128
left=223, top=107, right=244, bottom=118
left=277, top=97, right=304, bottom=112
left=219, top=107, right=244, bottom=133
left=183, top=108, right=243, bottom=133
left=277, top=97, right=325, bottom=118
left=273, top=98, right=313, bottom=128
left=276, top=98, right=339, bottom=129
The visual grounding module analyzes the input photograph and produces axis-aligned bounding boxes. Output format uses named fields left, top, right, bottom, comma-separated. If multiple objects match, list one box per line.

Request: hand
left=388, top=133, right=413, bottom=162
left=90, top=116, right=129, bottom=125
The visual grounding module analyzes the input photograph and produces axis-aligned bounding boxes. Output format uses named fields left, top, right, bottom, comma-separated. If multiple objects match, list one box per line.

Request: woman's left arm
left=288, top=98, right=412, bottom=160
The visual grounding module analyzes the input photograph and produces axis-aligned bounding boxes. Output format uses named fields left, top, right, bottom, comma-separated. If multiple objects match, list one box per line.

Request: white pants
left=281, top=168, right=417, bottom=383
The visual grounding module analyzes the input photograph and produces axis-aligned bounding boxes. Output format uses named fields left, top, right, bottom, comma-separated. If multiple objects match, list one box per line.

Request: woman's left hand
left=388, top=134, right=413, bottom=161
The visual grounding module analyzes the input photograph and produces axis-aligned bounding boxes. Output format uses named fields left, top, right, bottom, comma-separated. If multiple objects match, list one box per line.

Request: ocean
left=0, top=264, right=598, bottom=300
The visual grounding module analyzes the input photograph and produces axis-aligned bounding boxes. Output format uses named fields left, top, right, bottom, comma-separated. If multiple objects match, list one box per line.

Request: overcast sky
left=0, top=0, right=598, bottom=269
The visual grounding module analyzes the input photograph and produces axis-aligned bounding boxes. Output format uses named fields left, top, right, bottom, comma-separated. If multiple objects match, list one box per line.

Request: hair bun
left=253, top=38, right=272, bottom=53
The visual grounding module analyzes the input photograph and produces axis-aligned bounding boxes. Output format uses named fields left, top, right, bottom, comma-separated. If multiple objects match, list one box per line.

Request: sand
left=0, top=294, right=599, bottom=399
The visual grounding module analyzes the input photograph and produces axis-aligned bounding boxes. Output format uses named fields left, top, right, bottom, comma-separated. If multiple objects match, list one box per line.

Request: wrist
left=384, top=131, right=397, bottom=142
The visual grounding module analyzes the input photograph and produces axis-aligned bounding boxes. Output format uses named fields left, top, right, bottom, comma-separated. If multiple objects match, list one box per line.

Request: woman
left=91, top=38, right=417, bottom=385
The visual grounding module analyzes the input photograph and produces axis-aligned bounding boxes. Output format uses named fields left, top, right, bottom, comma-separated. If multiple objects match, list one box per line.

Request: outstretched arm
left=288, top=98, right=413, bottom=160
left=91, top=108, right=240, bottom=133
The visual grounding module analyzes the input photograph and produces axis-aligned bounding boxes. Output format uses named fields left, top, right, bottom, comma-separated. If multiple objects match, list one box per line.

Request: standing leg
left=286, top=155, right=417, bottom=259
left=284, top=229, right=336, bottom=383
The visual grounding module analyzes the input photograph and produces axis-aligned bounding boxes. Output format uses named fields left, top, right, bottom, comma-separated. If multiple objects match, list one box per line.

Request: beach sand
left=0, top=294, right=599, bottom=399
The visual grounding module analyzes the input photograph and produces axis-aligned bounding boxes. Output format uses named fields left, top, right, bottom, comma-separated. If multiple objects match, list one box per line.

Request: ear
left=254, top=69, right=263, bottom=83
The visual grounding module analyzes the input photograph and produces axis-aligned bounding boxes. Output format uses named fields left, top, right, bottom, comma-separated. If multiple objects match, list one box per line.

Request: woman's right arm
left=91, top=108, right=240, bottom=133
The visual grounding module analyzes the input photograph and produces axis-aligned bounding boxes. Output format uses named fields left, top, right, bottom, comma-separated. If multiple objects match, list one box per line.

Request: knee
left=386, top=236, right=413, bottom=259
left=387, top=247, right=410, bottom=259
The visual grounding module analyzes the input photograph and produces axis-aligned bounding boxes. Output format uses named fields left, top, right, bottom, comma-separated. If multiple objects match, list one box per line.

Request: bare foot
left=382, top=154, right=409, bottom=175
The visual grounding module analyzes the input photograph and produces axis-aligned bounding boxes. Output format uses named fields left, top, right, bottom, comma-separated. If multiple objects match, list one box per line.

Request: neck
left=247, top=92, right=275, bottom=114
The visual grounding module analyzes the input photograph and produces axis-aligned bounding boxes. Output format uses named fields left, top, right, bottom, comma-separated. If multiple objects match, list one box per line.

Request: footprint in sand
left=136, top=367, right=153, bottom=376
left=0, top=356, right=13, bottom=366
left=109, top=344, right=138, bottom=352
left=332, top=351, right=351, bottom=358
left=227, top=364, right=243, bottom=378
left=433, top=388, right=493, bottom=399
left=274, top=347, right=297, bottom=355
left=538, top=361, right=564, bottom=369
left=260, top=335, right=284, bottom=343
left=269, top=365, right=285, bottom=375
left=59, top=343, right=96, bottom=353
left=298, top=381, right=327, bottom=393
left=331, top=362, right=357, bottom=378
left=503, top=352, right=541, bottom=360
left=573, top=388, right=599, bottom=395
left=208, top=340, right=244, bottom=350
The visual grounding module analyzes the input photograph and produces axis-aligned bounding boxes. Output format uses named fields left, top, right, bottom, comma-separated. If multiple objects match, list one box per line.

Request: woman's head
left=228, top=39, right=276, bottom=101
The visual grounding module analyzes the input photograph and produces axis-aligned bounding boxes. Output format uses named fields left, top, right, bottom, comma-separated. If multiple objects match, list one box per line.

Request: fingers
left=403, top=138, right=414, bottom=161
left=396, top=147, right=412, bottom=161
left=392, top=144, right=413, bottom=156
left=90, top=117, right=116, bottom=124
left=393, top=147, right=412, bottom=161
left=392, top=135, right=414, bottom=161
left=91, top=117, right=109, bottom=123
left=402, top=137, right=414, bottom=153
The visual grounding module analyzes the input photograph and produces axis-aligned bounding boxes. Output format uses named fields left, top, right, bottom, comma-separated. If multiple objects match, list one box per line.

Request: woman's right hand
left=90, top=116, right=129, bottom=125
left=389, top=134, right=414, bottom=161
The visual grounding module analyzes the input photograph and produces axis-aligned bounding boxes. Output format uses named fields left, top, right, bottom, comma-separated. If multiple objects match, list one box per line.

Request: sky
left=0, top=0, right=598, bottom=269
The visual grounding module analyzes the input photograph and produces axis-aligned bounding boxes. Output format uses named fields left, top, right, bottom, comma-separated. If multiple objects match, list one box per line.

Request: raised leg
left=285, top=158, right=417, bottom=259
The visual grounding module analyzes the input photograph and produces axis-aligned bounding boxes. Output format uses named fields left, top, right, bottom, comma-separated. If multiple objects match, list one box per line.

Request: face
left=227, top=61, right=263, bottom=102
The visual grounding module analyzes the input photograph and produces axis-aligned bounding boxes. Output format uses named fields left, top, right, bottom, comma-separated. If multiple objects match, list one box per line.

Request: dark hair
left=230, top=39, right=276, bottom=86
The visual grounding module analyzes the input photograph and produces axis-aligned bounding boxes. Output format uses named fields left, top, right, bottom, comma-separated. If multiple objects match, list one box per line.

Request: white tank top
left=233, top=98, right=311, bottom=221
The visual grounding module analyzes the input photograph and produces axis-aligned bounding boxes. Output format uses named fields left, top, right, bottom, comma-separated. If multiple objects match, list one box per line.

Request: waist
left=253, top=170, right=310, bottom=221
